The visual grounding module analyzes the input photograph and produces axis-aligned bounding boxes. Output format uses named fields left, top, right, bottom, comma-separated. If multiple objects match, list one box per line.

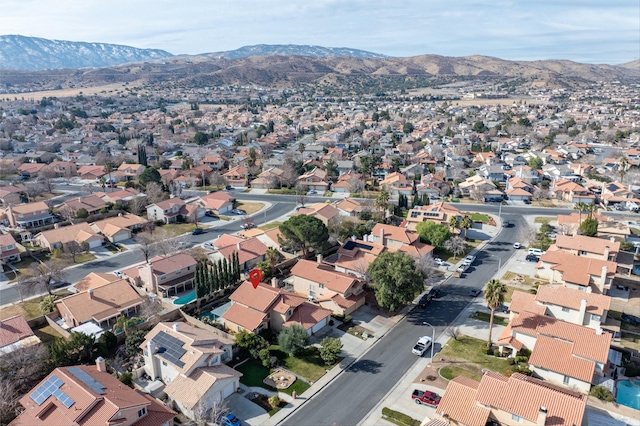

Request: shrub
left=517, top=348, right=532, bottom=358
left=259, top=348, right=271, bottom=368
left=343, top=315, right=353, bottom=324
left=119, top=372, right=133, bottom=388
left=515, top=355, right=529, bottom=364
left=508, top=358, right=516, bottom=365
left=493, top=349, right=500, bottom=357
left=590, top=385, right=615, bottom=402
left=623, top=361, right=640, bottom=377
left=268, top=395, right=280, bottom=408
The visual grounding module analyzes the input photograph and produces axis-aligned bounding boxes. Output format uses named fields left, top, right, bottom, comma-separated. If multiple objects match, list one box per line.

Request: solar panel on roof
left=68, top=367, right=106, bottom=395
left=151, top=331, right=186, bottom=368
left=29, top=374, right=75, bottom=408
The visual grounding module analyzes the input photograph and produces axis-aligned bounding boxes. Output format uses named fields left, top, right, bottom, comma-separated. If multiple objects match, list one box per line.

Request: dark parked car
left=191, top=228, right=205, bottom=235
left=469, top=288, right=482, bottom=297
left=621, top=313, right=640, bottom=325
left=49, top=280, right=71, bottom=289
left=525, top=254, right=539, bottom=262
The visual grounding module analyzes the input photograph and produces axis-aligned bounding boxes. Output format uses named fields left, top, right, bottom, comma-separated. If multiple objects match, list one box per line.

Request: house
left=536, top=250, right=616, bottom=294
left=55, top=279, right=144, bottom=330
left=197, top=191, right=234, bottom=215
left=90, top=214, right=147, bottom=243
left=34, top=222, right=103, bottom=250
left=17, top=162, right=46, bottom=178
left=77, top=165, right=106, bottom=180
left=435, top=372, right=587, bottom=426
left=368, top=223, right=434, bottom=259
left=250, top=167, right=284, bottom=189
left=6, top=201, right=54, bottom=229
left=404, top=201, right=461, bottom=231
left=202, top=155, right=225, bottom=170
left=74, top=272, right=121, bottom=292
left=146, top=197, right=187, bottom=224
left=474, top=151, right=497, bottom=165
left=59, top=195, right=107, bottom=216
left=0, top=184, right=27, bottom=205
left=116, top=162, right=146, bottom=179
left=100, top=187, right=143, bottom=204
left=509, top=165, right=541, bottom=183
left=10, top=358, right=175, bottom=426
left=379, top=172, right=413, bottom=200
left=47, top=161, right=77, bottom=177
left=0, top=232, right=21, bottom=264
left=223, top=165, right=249, bottom=188
left=141, top=322, right=239, bottom=421
left=123, top=253, right=197, bottom=297
left=496, top=311, right=611, bottom=393
left=458, top=175, right=500, bottom=200
left=477, top=164, right=506, bottom=182
left=293, top=203, right=340, bottom=226
left=290, top=258, right=366, bottom=315
left=551, top=179, right=595, bottom=204
left=553, top=234, right=619, bottom=261
left=415, top=174, right=451, bottom=199
left=221, top=281, right=332, bottom=335
left=335, top=198, right=367, bottom=216
left=209, top=236, right=268, bottom=272
left=0, top=315, right=40, bottom=356
left=297, top=167, right=330, bottom=192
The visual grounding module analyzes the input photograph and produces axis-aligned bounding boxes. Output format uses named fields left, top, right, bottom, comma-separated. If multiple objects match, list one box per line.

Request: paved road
left=282, top=214, right=525, bottom=426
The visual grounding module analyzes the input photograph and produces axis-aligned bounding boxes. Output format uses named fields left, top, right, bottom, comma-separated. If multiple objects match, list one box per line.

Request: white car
left=433, top=257, right=445, bottom=266
left=412, top=336, right=433, bottom=356
left=203, top=242, right=215, bottom=250
left=513, top=242, right=521, bottom=249
left=113, top=270, right=123, bottom=278
left=464, top=254, right=476, bottom=264
left=528, top=248, right=544, bottom=256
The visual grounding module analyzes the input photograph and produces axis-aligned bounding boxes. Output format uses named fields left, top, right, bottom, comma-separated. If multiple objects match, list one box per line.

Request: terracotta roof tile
left=535, top=285, right=611, bottom=316
left=436, top=376, right=490, bottom=426
left=291, top=259, right=358, bottom=294
left=0, top=315, right=34, bottom=347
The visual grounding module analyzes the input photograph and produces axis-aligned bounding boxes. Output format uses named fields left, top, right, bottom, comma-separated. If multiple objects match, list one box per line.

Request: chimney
left=579, top=299, right=587, bottom=324
left=173, top=323, right=180, bottom=332
left=379, top=227, right=385, bottom=245
left=604, top=246, right=610, bottom=261
left=146, top=341, right=157, bottom=379
left=600, top=266, right=607, bottom=291
left=317, top=253, right=323, bottom=264
left=271, top=277, right=279, bottom=288
left=96, top=356, right=106, bottom=372
left=536, top=407, right=548, bottom=426
left=88, top=289, right=94, bottom=299
left=236, top=242, right=241, bottom=251
left=596, top=327, right=603, bottom=335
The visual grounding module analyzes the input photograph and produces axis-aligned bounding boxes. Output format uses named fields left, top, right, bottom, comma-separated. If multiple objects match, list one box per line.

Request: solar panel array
left=152, top=331, right=186, bottom=367
left=30, top=374, right=75, bottom=408
left=68, top=367, right=106, bottom=395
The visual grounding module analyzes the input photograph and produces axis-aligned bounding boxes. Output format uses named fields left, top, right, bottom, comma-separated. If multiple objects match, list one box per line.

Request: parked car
left=525, top=254, right=539, bottom=262
left=49, top=280, right=71, bottom=289
left=469, top=288, right=482, bottom=297
left=527, top=248, right=544, bottom=256
left=308, top=190, right=317, bottom=195
left=412, top=336, right=432, bottom=356
left=621, top=313, right=640, bottom=326
left=241, top=222, right=256, bottom=229
left=502, top=220, right=511, bottom=227
left=464, top=254, right=476, bottom=264
left=513, top=242, right=521, bottom=249
left=204, top=211, right=218, bottom=218
left=113, top=270, right=123, bottom=278
left=433, top=257, right=445, bottom=266
left=191, top=228, right=205, bottom=235
left=220, top=413, right=241, bottom=426
left=411, top=389, right=441, bottom=407
left=203, top=242, right=215, bottom=250
left=418, top=287, right=441, bottom=307
left=457, top=263, right=470, bottom=273
left=231, top=209, right=246, bottom=215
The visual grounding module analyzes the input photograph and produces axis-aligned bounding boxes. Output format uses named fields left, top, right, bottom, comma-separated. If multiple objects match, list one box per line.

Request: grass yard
left=438, top=335, right=511, bottom=375
left=236, top=360, right=275, bottom=389
left=235, top=201, right=264, bottom=215
left=439, top=366, right=483, bottom=382
left=271, top=345, right=341, bottom=383
left=59, top=252, right=96, bottom=265
left=470, top=213, right=490, bottom=223
left=33, top=323, right=63, bottom=344
left=159, top=223, right=198, bottom=237
left=469, top=311, right=508, bottom=326
left=0, top=290, right=72, bottom=320
left=337, top=323, right=374, bottom=340
left=534, top=217, right=554, bottom=224
left=620, top=332, right=640, bottom=351
left=259, top=221, right=282, bottom=231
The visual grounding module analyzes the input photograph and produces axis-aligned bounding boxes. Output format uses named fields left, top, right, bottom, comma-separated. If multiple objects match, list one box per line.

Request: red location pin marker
left=249, top=269, right=262, bottom=289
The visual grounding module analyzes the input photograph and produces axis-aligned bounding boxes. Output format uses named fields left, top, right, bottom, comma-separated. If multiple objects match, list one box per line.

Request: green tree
left=472, top=120, right=488, bottom=133
left=98, top=330, right=118, bottom=353
left=278, top=215, right=329, bottom=258
left=49, top=332, right=96, bottom=367
left=39, top=295, right=59, bottom=314
left=484, top=279, right=507, bottom=347
left=139, top=167, right=161, bottom=186
left=527, top=157, right=544, bottom=170
left=137, top=144, right=148, bottom=166
left=589, top=385, right=615, bottom=402
left=278, top=324, right=309, bottom=355
left=573, top=201, right=588, bottom=224
left=375, top=189, right=391, bottom=216
left=320, top=337, right=343, bottom=365
left=193, top=131, right=208, bottom=145
left=76, top=207, right=89, bottom=219
left=125, top=330, right=147, bottom=358
left=113, top=315, right=142, bottom=337
left=415, top=221, right=451, bottom=249
left=403, top=121, right=414, bottom=135
left=324, top=159, right=338, bottom=179
left=579, top=217, right=598, bottom=237
left=448, top=216, right=460, bottom=234
left=235, top=330, right=269, bottom=359
left=257, top=247, right=281, bottom=281
left=367, top=251, right=425, bottom=311
left=517, top=117, right=532, bottom=127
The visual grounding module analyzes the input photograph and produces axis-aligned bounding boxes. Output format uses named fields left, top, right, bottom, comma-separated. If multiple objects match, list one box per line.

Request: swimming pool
left=173, top=290, right=196, bottom=305
left=616, top=379, right=640, bottom=411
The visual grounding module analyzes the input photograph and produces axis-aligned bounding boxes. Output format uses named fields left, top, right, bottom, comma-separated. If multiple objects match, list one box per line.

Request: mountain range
left=0, top=35, right=638, bottom=93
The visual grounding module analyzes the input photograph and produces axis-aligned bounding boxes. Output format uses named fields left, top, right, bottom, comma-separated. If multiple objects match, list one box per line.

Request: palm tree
left=113, top=315, right=142, bottom=336
left=585, top=202, right=597, bottom=220
left=375, top=189, right=390, bottom=218
left=573, top=201, right=588, bottom=225
left=460, top=215, right=473, bottom=240
left=618, top=156, right=628, bottom=183
left=484, top=279, right=507, bottom=348
left=449, top=216, right=461, bottom=235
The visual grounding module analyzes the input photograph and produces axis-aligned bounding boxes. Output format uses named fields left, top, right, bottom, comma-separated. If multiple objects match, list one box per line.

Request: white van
left=527, top=248, right=544, bottom=256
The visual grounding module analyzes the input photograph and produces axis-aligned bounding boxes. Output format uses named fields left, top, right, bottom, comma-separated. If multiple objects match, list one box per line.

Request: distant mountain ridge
left=0, top=35, right=172, bottom=70
left=202, top=44, right=389, bottom=60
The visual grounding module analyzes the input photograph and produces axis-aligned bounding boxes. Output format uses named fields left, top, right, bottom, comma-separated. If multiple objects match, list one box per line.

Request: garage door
left=310, top=318, right=327, bottom=335
left=222, top=380, right=237, bottom=399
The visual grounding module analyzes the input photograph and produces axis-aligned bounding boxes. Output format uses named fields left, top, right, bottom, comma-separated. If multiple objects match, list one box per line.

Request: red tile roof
left=291, top=259, right=358, bottom=294
left=0, top=315, right=35, bottom=348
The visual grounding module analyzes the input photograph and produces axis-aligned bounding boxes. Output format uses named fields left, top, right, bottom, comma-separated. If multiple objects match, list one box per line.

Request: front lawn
left=469, top=311, right=508, bottom=326
left=159, top=223, right=198, bottom=237
left=259, top=221, right=282, bottom=231
left=470, top=213, right=490, bottom=223
left=439, top=366, right=483, bottom=381
left=534, top=216, right=554, bottom=224
left=235, top=201, right=264, bottom=215
left=236, top=360, right=275, bottom=388
left=438, top=335, right=511, bottom=375
left=0, top=290, right=73, bottom=320
left=337, top=323, right=374, bottom=340
left=271, top=345, right=341, bottom=383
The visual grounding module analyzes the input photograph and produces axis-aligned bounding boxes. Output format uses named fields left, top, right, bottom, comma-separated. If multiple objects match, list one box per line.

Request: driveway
left=225, top=391, right=270, bottom=426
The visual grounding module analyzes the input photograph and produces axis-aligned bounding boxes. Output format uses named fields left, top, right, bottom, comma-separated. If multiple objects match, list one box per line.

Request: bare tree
left=347, top=175, right=365, bottom=193
left=446, top=326, right=461, bottom=341
left=188, top=206, right=204, bottom=228
left=190, top=395, right=228, bottom=426
left=63, top=240, right=87, bottom=263
left=83, top=183, right=97, bottom=194
left=295, top=182, right=308, bottom=206
left=145, top=182, right=164, bottom=204
left=210, top=172, right=227, bottom=188
left=415, top=254, right=444, bottom=287
left=0, top=344, right=48, bottom=388
left=154, top=229, right=183, bottom=257
left=139, top=293, right=164, bottom=326
left=518, top=224, right=539, bottom=247
left=0, top=375, right=20, bottom=425
left=129, top=195, right=149, bottom=216
left=23, top=259, right=67, bottom=295
left=444, top=236, right=466, bottom=259
left=135, top=232, right=155, bottom=263
left=37, top=167, right=57, bottom=192
left=532, top=186, right=548, bottom=201
left=469, top=186, right=488, bottom=202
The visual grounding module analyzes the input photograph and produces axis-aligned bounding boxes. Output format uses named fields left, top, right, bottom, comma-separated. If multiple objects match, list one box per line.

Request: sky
left=3, top=0, right=639, bottom=65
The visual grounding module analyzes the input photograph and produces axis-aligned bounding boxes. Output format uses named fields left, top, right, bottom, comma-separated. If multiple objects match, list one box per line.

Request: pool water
left=173, top=290, right=196, bottom=305
left=616, top=379, right=640, bottom=411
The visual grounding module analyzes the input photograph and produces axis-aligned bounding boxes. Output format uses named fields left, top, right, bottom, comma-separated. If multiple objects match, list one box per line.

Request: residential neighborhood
left=0, top=79, right=639, bottom=426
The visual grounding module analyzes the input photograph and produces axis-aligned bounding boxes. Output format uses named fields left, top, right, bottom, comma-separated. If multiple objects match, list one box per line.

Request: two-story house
left=141, top=322, right=239, bottom=422
left=47, top=161, right=77, bottom=177
left=554, top=234, right=619, bottom=261
left=221, top=281, right=332, bottom=335
left=290, top=258, right=366, bottom=315
left=551, top=179, right=596, bottom=204
left=436, top=372, right=587, bottom=426
left=123, top=253, right=197, bottom=298
left=404, top=201, right=461, bottom=231
left=116, top=163, right=146, bottom=180
left=146, top=197, right=187, bottom=224
left=223, top=165, right=249, bottom=188
left=368, top=223, right=435, bottom=259
left=59, top=195, right=107, bottom=217
left=6, top=201, right=54, bottom=229
left=202, top=155, right=226, bottom=171
left=0, top=232, right=21, bottom=264
left=11, top=357, right=175, bottom=426
left=379, top=172, right=413, bottom=200
left=536, top=250, right=616, bottom=294
left=297, top=167, right=330, bottom=192
left=209, top=236, right=268, bottom=272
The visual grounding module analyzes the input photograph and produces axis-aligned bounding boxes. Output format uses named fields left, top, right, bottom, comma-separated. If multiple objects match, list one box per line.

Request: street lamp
left=422, top=322, right=435, bottom=360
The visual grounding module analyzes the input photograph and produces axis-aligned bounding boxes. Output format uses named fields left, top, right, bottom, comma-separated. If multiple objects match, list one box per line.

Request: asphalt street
left=282, top=213, right=525, bottom=426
